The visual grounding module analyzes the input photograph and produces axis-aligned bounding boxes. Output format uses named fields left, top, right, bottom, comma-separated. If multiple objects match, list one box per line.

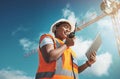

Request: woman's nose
left=66, top=30, right=71, bottom=35
left=66, top=28, right=70, bottom=32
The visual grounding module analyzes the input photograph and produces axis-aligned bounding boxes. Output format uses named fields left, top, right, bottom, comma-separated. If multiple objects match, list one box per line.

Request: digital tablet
left=86, top=33, right=102, bottom=59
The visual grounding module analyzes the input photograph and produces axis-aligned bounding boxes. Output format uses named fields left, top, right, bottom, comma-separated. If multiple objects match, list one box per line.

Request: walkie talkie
left=68, top=23, right=77, bottom=38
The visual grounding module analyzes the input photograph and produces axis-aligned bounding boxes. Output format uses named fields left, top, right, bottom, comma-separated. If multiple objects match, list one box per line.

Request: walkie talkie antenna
left=74, top=22, right=77, bottom=33
left=68, top=22, right=77, bottom=38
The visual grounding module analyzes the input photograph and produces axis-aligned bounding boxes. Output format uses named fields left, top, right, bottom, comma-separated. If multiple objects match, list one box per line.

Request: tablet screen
left=86, top=33, right=102, bottom=59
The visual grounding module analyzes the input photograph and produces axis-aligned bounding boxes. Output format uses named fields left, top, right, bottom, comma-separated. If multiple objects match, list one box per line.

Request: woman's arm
left=40, top=37, right=75, bottom=63
left=40, top=44, right=67, bottom=62
left=78, top=62, right=88, bottom=73
left=78, top=51, right=96, bottom=73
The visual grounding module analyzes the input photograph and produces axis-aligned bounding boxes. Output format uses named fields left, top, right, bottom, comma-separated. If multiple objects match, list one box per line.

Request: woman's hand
left=86, top=51, right=96, bottom=67
left=65, top=37, right=75, bottom=47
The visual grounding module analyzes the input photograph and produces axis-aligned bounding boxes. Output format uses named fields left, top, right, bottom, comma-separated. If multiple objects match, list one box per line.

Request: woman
left=36, top=19, right=96, bottom=79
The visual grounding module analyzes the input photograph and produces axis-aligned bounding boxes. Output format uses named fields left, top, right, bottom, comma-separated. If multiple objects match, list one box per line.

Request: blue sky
left=0, top=0, right=120, bottom=79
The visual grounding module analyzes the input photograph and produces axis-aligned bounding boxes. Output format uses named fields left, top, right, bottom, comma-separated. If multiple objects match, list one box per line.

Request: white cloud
left=71, top=37, right=92, bottom=60
left=97, top=18, right=113, bottom=31
left=19, top=38, right=38, bottom=56
left=71, top=37, right=112, bottom=76
left=0, top=68, right=34, bottom=79
left=20, top=38, right=32, bottom=51
left=19, top=33, right=48, bottom=57
left=12, top=26, right=28, bottom=36
left=97, top=17, right=117, bottom=42
left=83, top=52, right=112, bottom=76
left=84, top=8, right=97, bottom=22
left=93, top=52, right=112, bottom=76
left=72, top=37, right=113, bottom=76
left=62, top=4, right=78, bottom=26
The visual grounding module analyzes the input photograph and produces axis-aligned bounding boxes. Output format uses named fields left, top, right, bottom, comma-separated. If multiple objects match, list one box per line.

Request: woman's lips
left=64, top=32, right=70, bottom=37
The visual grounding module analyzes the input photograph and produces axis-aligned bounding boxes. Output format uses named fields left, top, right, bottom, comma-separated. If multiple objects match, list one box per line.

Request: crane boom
left=76, top=13, right=107, bottom=31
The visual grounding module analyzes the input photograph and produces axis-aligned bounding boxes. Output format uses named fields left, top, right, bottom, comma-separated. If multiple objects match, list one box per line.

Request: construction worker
left=36, top=19, right=96, bottom=79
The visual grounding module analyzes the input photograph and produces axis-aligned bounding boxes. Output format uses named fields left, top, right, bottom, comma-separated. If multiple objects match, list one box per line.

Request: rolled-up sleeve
left=40, top=37, right=54, bottom=48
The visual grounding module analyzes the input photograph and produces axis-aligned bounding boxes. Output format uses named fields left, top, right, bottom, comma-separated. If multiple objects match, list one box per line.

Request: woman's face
left=55, top=23, right=71, bottom=40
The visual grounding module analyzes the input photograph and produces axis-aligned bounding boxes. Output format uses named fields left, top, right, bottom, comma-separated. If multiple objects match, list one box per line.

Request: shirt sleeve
left=40, top=36, right=54, bottom=48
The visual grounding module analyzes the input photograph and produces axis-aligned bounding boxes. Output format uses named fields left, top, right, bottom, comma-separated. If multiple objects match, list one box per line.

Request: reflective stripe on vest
left=55, top=40, right=78, bottom=79
left=36, top=35, right=78, bottom=79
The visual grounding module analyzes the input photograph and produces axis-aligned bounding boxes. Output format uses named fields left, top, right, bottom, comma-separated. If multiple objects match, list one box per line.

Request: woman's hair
left=55, top=22, right=71, bottom=28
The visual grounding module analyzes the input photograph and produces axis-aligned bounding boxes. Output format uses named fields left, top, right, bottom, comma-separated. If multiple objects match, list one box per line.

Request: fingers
left=72, top=37, right=76, bottom=40
left=91, top=51, right=96, bottom=57
left=86, top=51, right=97, bottom=66
left=89, top=51, right=96, bottom=61
left=90, top=55, right=96, bottom=61
left=65, top=37, right=75, bottom=46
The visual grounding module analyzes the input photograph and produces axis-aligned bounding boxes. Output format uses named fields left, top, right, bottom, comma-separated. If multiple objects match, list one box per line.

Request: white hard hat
left=51, top=19, right=75, bottom=33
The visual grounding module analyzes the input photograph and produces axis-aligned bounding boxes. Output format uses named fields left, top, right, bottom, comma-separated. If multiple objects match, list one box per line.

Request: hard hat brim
left=51, top=19, right=75, bottom=33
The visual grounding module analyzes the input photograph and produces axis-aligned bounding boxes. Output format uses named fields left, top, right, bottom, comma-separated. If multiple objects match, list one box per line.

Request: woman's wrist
left=64, top=42, right=69, bottom=48
left=63, top=43, right=69, bottom=49
left=86, top=61, right=91, bottom=67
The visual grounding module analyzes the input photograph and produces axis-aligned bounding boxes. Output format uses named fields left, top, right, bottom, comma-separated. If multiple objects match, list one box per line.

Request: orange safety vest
left=36, top=34, right=78, bottom=79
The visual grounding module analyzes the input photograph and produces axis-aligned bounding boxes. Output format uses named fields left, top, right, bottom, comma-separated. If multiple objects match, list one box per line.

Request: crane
left=75, top=0, right=120, bottom=55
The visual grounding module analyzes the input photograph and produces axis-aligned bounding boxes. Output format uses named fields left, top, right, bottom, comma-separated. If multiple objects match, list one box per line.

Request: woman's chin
left=64, top=36, right=68, bottom=39
left=62, top=33, right=68, bottom=38
left=63, top=34, right=67, bottom=38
